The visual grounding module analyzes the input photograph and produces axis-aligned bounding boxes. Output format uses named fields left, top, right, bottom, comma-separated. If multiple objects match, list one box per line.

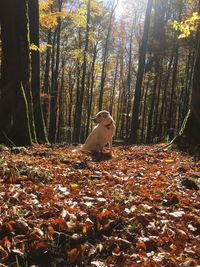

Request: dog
left=81, top=111, right=115, bottom=154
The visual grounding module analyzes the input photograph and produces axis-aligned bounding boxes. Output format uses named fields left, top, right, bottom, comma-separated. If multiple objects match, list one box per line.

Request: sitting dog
left=81, top=111, right=115, bottom=154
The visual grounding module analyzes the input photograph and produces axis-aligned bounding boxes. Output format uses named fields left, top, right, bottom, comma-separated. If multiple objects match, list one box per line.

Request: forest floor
left=0, top=144, right=199, bottom=267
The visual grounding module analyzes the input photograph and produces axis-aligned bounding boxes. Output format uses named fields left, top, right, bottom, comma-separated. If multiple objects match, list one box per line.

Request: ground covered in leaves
left=0, top=144, right=199, bottom=267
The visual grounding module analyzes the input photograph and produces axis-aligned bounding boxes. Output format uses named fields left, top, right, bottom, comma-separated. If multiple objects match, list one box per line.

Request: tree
left=169, top=1, right=200, bottom=150
left=129, top=0, right=153, bottom=144
left=49, top=0, right=63, bottom=142
left=176, top=23, right=200, bottom=146
left=146, top=0, right=166, bottom=143
left=73, top=0, right=91, bottom=143
left=29, top=0, right=48, bottom=143
left=0, top=0, right=33, bottom=145
left=0, top=0, right=50, bottom=146
left=98, top=0, right=119, bottom=111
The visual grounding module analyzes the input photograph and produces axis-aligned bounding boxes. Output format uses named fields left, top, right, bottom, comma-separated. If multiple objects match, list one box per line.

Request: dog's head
left=92, top=110, right=114, bottom=126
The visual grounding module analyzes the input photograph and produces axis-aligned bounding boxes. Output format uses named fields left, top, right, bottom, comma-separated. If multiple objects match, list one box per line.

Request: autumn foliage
left=0, top=145, right=199, bottom=266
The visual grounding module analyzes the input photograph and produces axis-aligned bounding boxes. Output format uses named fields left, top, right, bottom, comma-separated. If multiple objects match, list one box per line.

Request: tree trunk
left=157, top=54, right=173, bottom=138
left=42, top=29, right=52, bottom=129
left=67, top=68, right=74, bottom=143
left=109, top=57, right=119, bottom=115
left=28, top=0, right=48, bottom=143
left=181, top=51, right=194, bottom=123
left=0, top=0, right=32, bottom=145
left=153, top=62, right=163, bottom=140
left=49, top=0, right=62, bottom=143
left=129, top=0, right=153, bottom=143
left=73, top=0, right=91, bottom=143
left=98, top=0, right=119, bottom=111
left=125, top=20, right=134, bottom=141
left=86, top=43, right=97, bottom=138
left=140, top=82, right=149, bottom=143
left=146, top=59, right=160, bottom=143
left=167, top=45, right=179, bottom=131
left=57, top=59, right=65, bottom=142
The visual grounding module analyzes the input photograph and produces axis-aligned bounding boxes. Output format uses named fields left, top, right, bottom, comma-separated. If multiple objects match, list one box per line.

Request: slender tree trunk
left=182, top=51, right=194, bottom=123
left=98, top=0, right=119, bottom=111
left=129, top=0, right=153, bottom=143
left=153, top=62, right=163, bottom=139
left=73, top=60, right=81, bottom=142
left=28, top=0, right=48, bottom=143
left=74, top=0, right=91, bottom=143
left=125, top=20, right=134, bottom=140
left=68, top=69, right=74, bottom=143
left=42, top=29, right=52, bottom=130
left=116, top=53, right=124, bottom=138
left=86, top=43, right=97, bottom=138
left=49, top=0, right=62, bottom=143
left=140, top=82, right=149, bottom=143
left=57, top=59, right=65, bottom=142
left=109, top=57, right=119, bottom=115
left=157, top=54, right=173, bottom=138
left=167, top=45, right=179, bottom=131
left=145, top=54, right=163, bottom=143
left=146, top=59, right=160, bottom=143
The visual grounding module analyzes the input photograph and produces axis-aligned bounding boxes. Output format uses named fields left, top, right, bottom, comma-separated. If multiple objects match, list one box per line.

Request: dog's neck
left=105, top=121, right=113, bottom=129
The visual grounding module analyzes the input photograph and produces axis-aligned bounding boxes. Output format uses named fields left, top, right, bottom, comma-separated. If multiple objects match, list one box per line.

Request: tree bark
left=0, top=0, right=32, bottom=145
left=42, top=29, right=52, bottom=129
left=167, top=45, right=179, bottom=131
left=49, top=0, right=62, bottom=143
left=86, top=43, right=97, bottom=138
left=129, top=0, right=153, bottom=143
left=73, top=0, right=91, bottom=143
left=28, top=0, right=48, bottom=143
left=125, top=19, right=134, bottom=141
left=157, top=54, right=173, bottom=138
left=98, top=0, right=119, bottom=111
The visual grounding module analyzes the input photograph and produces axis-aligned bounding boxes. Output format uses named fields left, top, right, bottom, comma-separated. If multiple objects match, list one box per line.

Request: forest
left=0, top=0, right=200, bottom=266
left=0, top=0, right=200, bottom=146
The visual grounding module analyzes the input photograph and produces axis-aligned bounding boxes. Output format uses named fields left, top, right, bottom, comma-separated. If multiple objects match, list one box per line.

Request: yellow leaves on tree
left=172, top=12, right=200, bottom=39
left=69, top=0, right=103, bottom=29
left=29, top=43, right=40, bottom=51
left=30, top=43, right=52, bottom=52
left=39, top=0, right=66, bottom=29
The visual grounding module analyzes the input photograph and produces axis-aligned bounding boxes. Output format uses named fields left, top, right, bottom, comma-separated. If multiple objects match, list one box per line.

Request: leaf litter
left=0, top=144, right=199, bottom=266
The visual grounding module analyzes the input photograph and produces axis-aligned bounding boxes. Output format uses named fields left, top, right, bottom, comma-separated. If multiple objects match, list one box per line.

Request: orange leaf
left=2, top=236, right=11, bottom=251
left=136, top=241, right=147, bottom=251
left=46, top=225, right=54, bottom=240
left=98, top=210, right=113, bottom=220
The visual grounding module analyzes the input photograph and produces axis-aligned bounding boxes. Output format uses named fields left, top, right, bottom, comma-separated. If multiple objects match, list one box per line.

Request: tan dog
left=81, top=111, right=115, bottom=154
